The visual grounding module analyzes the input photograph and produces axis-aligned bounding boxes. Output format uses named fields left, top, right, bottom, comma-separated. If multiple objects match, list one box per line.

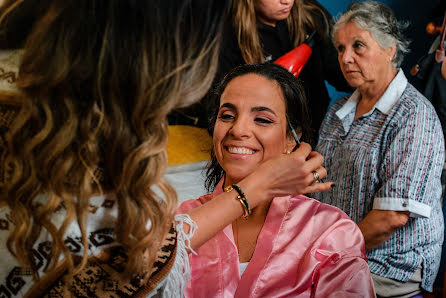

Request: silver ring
left=312, top=171, right=321, bottom=183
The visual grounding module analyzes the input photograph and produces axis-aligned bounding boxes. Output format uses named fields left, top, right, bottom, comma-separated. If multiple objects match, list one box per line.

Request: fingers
left=303, top=181, right=334, bottom=194
left=291, top=144, right=325, bottom=176
left=260, top=142, right=334, bottom=197
left=289, top=142, right=333, bottom=194
left=315, top=166, right=327, bottom=180
left=304, top=150, right=325, bottom=172
left=310, top=166, right=327, bottom=183
left=292, top=141, right=312, bottom=159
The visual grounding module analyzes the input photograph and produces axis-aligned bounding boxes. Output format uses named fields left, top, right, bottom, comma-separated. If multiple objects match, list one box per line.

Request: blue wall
left=319, top=0, right=441, bottom=102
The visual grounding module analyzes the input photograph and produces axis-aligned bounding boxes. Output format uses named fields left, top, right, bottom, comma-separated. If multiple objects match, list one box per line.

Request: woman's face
left=335, top=22, right=396, bottom=91
left=213, top=73, right=295, bottom=186
left=255, top=0, right=294, bottom=27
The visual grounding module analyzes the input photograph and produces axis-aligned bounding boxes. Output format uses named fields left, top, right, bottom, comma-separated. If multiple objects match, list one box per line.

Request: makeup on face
left=214, top=74, right=289, bottom=184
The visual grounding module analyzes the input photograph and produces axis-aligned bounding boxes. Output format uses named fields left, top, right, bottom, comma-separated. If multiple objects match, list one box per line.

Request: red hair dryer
left=274, top=31, right=316, bottom=77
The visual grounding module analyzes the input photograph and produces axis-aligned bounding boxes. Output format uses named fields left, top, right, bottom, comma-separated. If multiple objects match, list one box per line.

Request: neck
left=355, top=68, right=398, bottom=119
left=257, top=17, right=277, bottom=27
left=249, top=199, right=272, bottom=219
left=232, top=200, right=271, bottom=263
left=228, top=177, right=273, bottom=262
left=360, top=67, right=397, bottom=101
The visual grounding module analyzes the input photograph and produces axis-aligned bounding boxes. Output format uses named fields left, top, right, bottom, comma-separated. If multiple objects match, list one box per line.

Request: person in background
left=178, top=63, right=375, bottom=298
left=313, top=1, right=444, bottom=297
left=0, top=0, right=332, bottom=297
left=169, top=0, right=352, bottom=140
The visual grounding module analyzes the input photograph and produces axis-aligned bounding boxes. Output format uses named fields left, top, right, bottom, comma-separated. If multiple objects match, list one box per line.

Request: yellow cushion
left=167, top=125, right=213, bottom=166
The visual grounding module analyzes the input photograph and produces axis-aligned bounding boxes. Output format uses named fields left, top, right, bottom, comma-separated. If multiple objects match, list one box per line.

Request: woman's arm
left=187, top=142, right=333, bottom=249
left=358, top=209, right=409, bottom=250
left=364, top=95, right=444, bottom=249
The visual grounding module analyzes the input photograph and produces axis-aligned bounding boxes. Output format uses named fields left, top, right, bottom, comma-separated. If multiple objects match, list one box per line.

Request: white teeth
left=228, top=147, right=254, bottom=154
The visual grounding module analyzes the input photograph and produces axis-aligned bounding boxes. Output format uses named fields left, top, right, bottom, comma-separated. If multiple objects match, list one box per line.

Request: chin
left=345, top=79, right=362, bottom=89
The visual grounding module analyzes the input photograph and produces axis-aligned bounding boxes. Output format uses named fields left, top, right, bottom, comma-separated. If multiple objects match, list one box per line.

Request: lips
left=227, top=146, right=255, bottom=155
left=344, top=68, right=359, bottom=73
left=344, top=70, right=361, bottom=76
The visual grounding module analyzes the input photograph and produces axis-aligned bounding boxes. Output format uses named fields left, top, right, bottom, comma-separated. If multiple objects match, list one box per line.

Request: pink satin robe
left=177, top=183, right=376, bottom=298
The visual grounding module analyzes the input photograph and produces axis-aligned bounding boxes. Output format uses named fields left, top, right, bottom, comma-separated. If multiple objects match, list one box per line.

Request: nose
left=340, top=47, right=354, bottom=65
left=229, top=116, right=250, bottom=139
left=280, top=0, right=292, bottom=5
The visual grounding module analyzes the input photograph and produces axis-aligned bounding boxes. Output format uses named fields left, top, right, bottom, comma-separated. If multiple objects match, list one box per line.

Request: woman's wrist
left=237, top=170, right=273, bottom=210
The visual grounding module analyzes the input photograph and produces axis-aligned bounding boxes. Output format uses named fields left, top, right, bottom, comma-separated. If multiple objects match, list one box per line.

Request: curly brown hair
left=0, top=0, right=228, bottom=279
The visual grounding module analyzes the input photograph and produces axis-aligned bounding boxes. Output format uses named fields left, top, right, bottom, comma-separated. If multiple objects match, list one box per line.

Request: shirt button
left=402, top=201, right=408, bottom=207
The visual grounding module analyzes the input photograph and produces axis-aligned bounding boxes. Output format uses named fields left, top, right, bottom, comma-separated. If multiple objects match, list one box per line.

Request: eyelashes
left=337, top=41, right=365, bottom=53
left=255, top=117, right=273, bottom=124
left=217, top=113, right=275, bottom=125
left=218, top=113, right=234, bottom=121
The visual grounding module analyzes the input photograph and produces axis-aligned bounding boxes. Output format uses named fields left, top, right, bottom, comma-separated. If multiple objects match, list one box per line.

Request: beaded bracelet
left=224, top=184, right=251, bottom=219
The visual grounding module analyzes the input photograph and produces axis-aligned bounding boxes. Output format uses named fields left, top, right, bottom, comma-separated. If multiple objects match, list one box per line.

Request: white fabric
left=239, top=262, right=249, bottom=276
left=165, top=161, right=208, bottom=203
left=150, top=214, right=197, bottom=297
left=336, top=69, right=408, bottom=119
left=373, top=197, right=431, bottom=218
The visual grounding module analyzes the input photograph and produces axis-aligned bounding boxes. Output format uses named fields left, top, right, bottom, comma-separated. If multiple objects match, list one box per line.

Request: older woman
left=313, top=1, right=445, bottom=297
left=178, top=63, right=375, bottom=297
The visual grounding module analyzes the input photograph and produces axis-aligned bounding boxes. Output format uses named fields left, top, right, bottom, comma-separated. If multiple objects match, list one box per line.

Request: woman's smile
left=226, top=146, right=256, bottom=155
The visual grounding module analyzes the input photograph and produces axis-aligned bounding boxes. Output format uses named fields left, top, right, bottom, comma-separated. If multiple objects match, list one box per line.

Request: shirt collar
left=336, top=69, right=408, bottom=120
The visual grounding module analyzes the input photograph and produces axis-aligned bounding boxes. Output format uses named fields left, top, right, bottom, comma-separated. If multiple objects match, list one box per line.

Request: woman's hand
left=186, top=142, right=333, bottom=250
left=241, top=142, right=333, bottom=200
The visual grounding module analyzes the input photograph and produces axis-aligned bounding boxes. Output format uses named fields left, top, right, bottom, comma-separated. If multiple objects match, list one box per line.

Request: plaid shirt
left=314, top=70, right=444, bottom=291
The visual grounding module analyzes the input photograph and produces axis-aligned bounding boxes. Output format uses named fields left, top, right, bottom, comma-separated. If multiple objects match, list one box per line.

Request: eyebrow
left=219, top=102, right=277, bottom=116
left=252, top=106, right=277, bottom=116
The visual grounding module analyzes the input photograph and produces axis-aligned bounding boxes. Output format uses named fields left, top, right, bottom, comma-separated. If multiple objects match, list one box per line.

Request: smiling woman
left=177, top=63, right=375, bottom=297
left=213, top=73, right=294, bottom=185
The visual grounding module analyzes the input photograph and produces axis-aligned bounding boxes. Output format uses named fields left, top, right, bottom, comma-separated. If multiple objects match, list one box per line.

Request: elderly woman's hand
left=243, top=142, right=333, bottom=199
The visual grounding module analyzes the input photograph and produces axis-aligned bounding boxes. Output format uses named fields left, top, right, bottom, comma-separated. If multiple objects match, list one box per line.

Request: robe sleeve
left=310, top=215, right=376, bottom=298
left=313, top=255, right=375, bottom=298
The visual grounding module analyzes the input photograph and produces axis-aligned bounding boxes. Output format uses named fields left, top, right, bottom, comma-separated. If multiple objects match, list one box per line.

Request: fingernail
left=331, top=183, right=336, bottom=188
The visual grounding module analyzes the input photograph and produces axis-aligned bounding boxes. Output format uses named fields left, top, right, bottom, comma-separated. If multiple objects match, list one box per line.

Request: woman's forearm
left=185, top=143, right=334, bottom=250
left=358, top=209, right=409, bottom=251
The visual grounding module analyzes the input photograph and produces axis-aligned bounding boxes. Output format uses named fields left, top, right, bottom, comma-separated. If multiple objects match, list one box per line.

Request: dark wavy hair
left=0, top=0, right=228, bottom=279
left=205, top=63, right=312, bottom=191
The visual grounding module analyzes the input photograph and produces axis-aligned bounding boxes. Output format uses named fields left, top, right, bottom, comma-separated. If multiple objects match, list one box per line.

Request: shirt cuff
left=373, top=197, right=431, bottom=218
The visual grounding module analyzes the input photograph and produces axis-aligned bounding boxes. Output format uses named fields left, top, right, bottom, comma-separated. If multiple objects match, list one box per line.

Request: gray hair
left=332, top=1, right=410, bottom=68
